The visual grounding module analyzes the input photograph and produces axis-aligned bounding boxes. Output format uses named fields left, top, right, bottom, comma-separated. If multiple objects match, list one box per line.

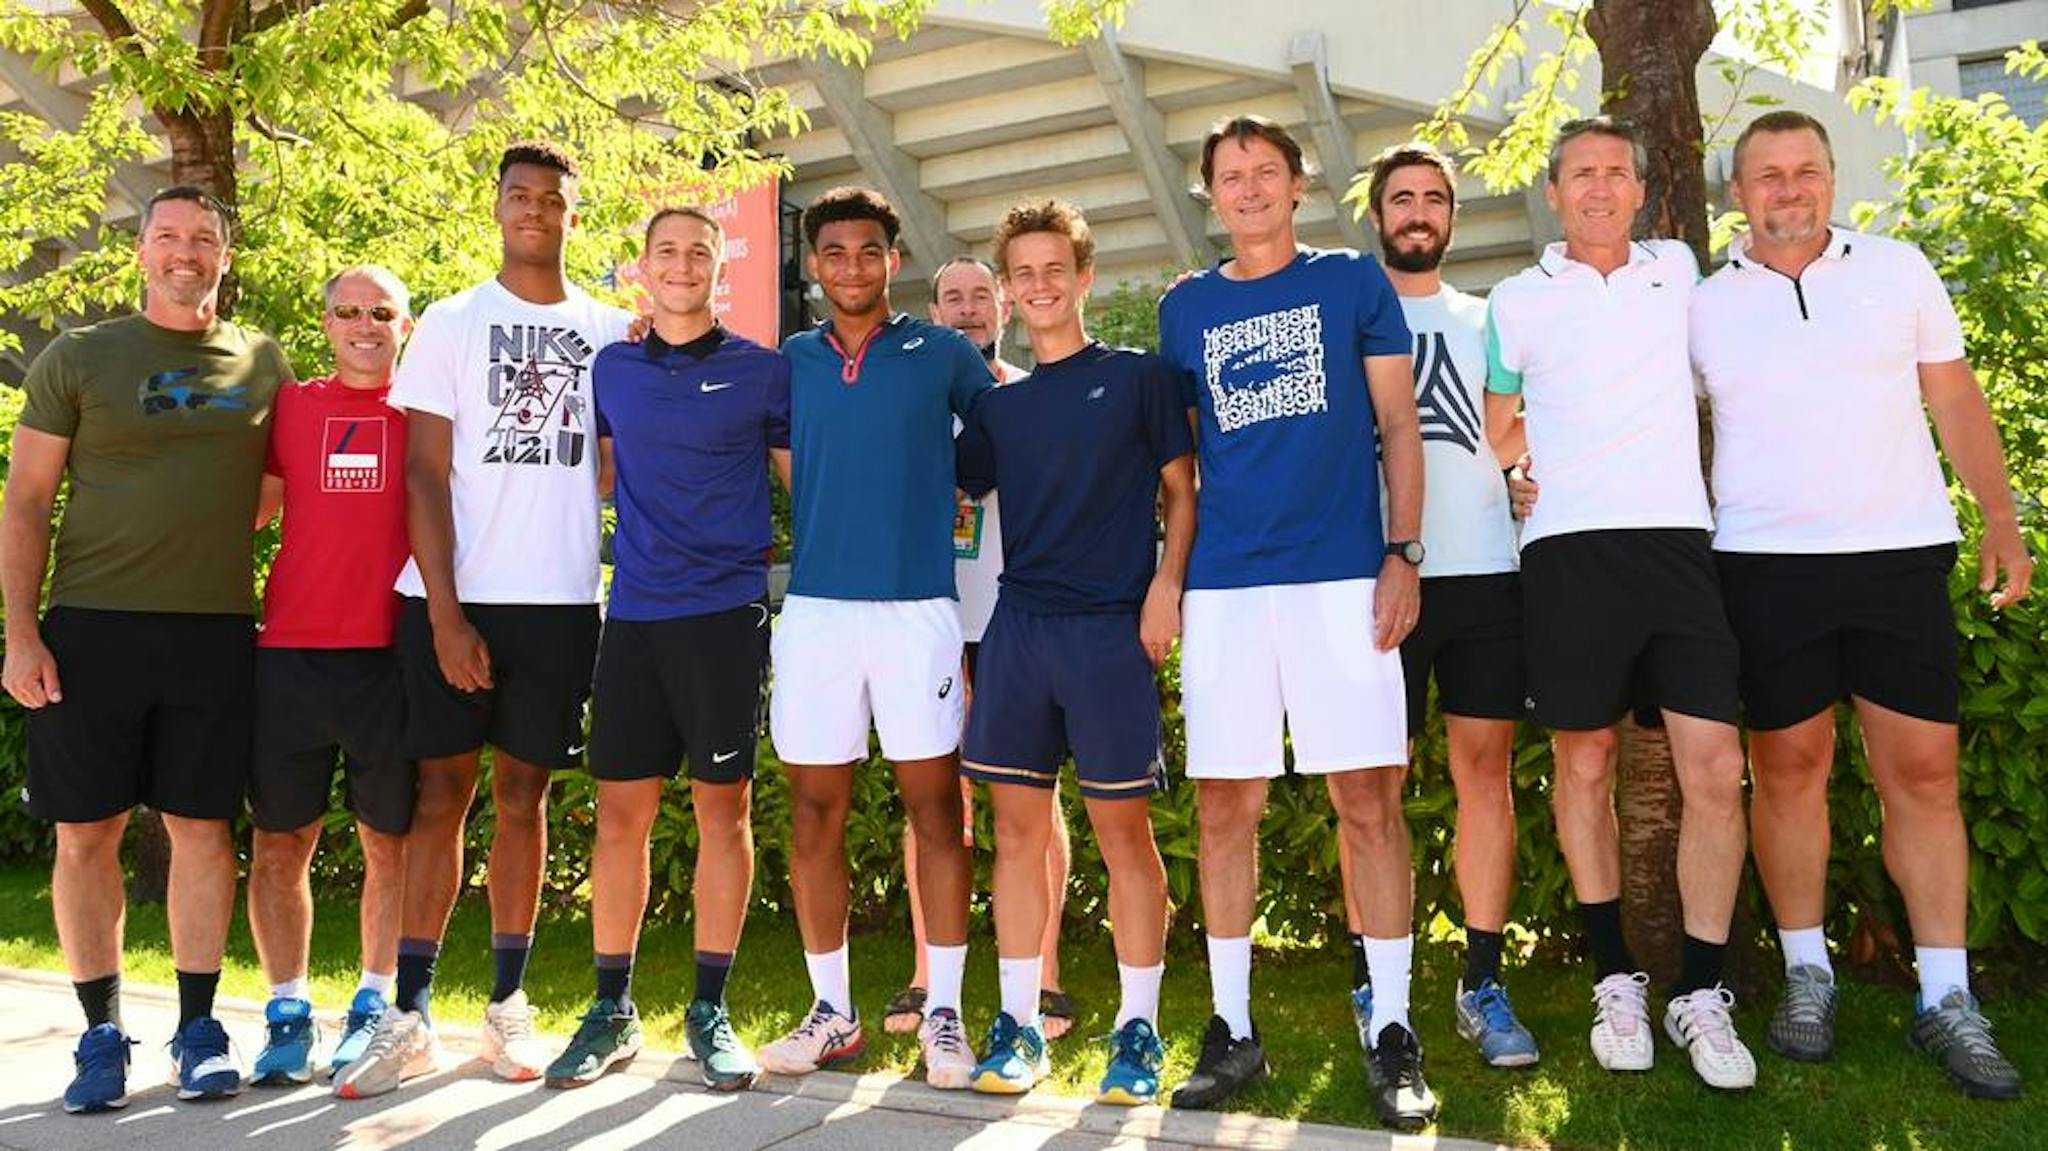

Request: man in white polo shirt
left=1694, top=110, right=2029, bottom=1100
left=1483, top=117, right=1755, bottom=1091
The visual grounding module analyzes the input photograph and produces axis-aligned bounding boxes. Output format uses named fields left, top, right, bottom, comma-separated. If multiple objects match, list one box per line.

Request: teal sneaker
left=685, top=999, right=759, bottom=1092
left=543, top=999, right=642, bottom=1089
left=1097, top=1017, right=1165, bottom=1105
left=970, top=1011, right=1047, bottom=1095
left=252, top=997, right=318, bottom=1086
left=327, top=988, right=389, bottom=1080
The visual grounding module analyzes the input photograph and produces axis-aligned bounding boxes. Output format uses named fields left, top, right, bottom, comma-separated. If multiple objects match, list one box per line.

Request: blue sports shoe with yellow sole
left=1097, top=1017, right=1165, bottom=1105
left=970, top=1011, right=1048, bottom=1095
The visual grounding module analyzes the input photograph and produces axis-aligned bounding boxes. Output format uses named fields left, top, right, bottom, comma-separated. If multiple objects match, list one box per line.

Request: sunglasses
left=330, top=304, right=401, bottom=322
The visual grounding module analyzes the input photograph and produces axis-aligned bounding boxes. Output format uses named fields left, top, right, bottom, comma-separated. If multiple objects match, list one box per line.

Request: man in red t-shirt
left=244, top=265, right=416, bottom=1090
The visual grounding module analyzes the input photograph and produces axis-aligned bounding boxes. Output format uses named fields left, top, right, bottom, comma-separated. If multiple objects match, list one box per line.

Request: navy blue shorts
left=960, top=602, right=1165, bottom=801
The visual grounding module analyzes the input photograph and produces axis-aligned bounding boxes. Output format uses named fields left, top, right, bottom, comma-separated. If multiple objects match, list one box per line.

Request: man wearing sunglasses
left=241, top=266, right=417, bottom=1091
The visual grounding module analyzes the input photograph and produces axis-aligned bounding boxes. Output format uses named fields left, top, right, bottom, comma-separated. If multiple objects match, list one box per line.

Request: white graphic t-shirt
left=1399, top=287, right=1518, bottom=577
left=389, top=279, right=633, bottom=604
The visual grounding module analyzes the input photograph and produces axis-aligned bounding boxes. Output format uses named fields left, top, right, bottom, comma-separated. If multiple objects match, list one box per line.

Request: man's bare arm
left=1367, top=353, right=1423, bottom=651
left=405, top=412, right=492, bottom=691
left=770, top=447, right=792, bottom=495
left=1141, top=455, right=1197, bottom=666
left=1, top=429, right=70, bottom=707
left=1923, top=358, right=2033, bottom=607
left=255, top=473, right=284, bottom=529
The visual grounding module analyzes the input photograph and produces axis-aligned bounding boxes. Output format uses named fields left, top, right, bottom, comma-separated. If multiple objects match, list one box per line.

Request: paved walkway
left=0, top=969, right=1506, bottom=1150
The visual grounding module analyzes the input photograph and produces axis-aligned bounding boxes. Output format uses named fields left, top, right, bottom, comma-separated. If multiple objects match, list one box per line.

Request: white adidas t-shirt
left=1485, top=239, right=1713, bottom=548
left=1399, top=287, right=1518, bottom=577
left=390, top=279, right=633, bottom=604
left=1693, top=228, right=1965, bottom=554
left=953, top=357, right=1024, bottom=642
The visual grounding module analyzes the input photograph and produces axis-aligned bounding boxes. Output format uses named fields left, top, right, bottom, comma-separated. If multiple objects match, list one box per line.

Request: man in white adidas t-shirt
left=880, top=257, right=1078, bottom=1042
left=1694, top=111, right=2029, bottom=1099
left=1362, top=143, right=1536, bottom=1070
left=1482, top=118, right=1755, bottom=1091
left=339, top=141, right=633, bottom=1098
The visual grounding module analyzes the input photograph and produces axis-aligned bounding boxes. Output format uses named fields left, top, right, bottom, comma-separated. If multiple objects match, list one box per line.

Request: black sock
left=1464, top=927, right=1506, bottom=989
left=696, top=950, right=734, bottom=1006
left=75, top=974, right=121, bottom=1032
left=175, top=970, right=219, bottom=1031
left=396, top=938, right=439, bottom=1026
left=1578, top=899, right=1636, bottom=980
left=596, top=953, right=634, bottom=1011
left=1347, top=933, right=1369, bottom=990
left=1673, top=934, right=1727, bottom=997
left=491, top=933, right=532, bottom=1003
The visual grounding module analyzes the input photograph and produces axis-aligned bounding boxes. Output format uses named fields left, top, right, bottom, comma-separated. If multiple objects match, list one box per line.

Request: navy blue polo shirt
left=955, top=342, right=1192, bottom=614
left=783, top=314, right=991, bottom=601
left=1159, top=247, right=1411, bottom=589
left=593, top=326, right=791, bottom=620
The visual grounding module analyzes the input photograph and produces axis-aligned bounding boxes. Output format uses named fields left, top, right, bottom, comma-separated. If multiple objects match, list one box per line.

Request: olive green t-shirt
left=18, top=314, right=291, bottom=614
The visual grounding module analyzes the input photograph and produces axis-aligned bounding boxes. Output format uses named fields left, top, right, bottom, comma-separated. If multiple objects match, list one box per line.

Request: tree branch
left=198, top=0, right=238, bottom=59
left=76, top=0, right=142, bottom=53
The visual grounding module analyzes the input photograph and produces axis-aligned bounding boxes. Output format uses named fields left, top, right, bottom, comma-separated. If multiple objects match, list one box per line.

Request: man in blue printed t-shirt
left=759, top=187, right=991, bottom=1090
left=542, top=207, right=789, bottom=1093
left=1158, top=115, right=1436, bottom=1132
left=952, top=199, right=1195, bottom=1104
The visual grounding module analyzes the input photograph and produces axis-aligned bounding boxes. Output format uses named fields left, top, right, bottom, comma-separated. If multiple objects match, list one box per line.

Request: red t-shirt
left=259, top=376, right=410, bottom=648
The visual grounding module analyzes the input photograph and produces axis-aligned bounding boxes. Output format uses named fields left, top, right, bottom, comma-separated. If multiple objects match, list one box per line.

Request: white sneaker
left=919, top=1007, right=975, bottom=1090
left=1664, top=986, right=1757, bottom=1090
left=334, top=1009, right=439, bottom=1099
left=481, top=990, right=550, bottom=1082
left=1589, top=972, right=1655, bottom=1072
left=757, top=1000, right=865, bottom=1076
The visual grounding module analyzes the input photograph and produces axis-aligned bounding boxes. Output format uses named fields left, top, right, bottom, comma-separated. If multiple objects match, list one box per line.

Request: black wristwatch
left=1386, top=539, right=1426, bottom=566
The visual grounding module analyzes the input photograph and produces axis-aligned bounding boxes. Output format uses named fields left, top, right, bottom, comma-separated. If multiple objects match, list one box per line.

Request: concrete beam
left=0, top=52, right=158, bottom=217
left=1084, top=27, right=1215, bottom=268
left=1287, top=31, right=1370, bottom=250
left=796, top=54, right=955, bottom=273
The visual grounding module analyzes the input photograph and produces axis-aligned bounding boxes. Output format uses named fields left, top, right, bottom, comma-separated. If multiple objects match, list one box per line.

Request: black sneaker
left=1366, top=1022, right=1440, bottom=1132
left=1909, top=989, right=2022, bottom=1101
left=1169, top=1015, right=1268, bottom=1110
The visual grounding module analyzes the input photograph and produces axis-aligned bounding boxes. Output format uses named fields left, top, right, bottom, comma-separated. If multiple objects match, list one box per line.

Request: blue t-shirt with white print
left=1159, top=246, right=1411, bottom=589
left=783, top=314, right=991, bottom=601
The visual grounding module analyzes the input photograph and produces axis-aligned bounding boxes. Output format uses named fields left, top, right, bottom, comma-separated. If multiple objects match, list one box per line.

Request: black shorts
left=251, top=647, right=416, bottom=835
left=1716, top=544, right=1960, bottom=729
left=26, top=607, right=254, bottom=824
left=1400, top=572, right=1525, bottom=734
left=1521, top=529, right=1741, bottom=730
left=588, top=603, right=769, bottom=784
left=395, top=597, right=600, bottom=771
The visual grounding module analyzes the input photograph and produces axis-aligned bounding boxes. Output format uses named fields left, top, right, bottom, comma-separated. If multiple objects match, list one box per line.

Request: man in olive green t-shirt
left=0, top=187, right=290, bottom=1112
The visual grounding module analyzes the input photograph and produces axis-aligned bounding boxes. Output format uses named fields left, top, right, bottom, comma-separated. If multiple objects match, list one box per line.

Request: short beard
left=1380, top=230, right=1449, bottom=273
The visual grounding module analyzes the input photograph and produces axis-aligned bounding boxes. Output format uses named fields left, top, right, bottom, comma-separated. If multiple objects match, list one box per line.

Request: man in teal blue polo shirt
left=758, top=187, right=991, bottom=1090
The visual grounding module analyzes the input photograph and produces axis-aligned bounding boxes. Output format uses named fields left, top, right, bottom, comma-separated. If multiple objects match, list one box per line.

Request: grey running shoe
left=1767, top=964, right=1838, bottom=1063
left=334, top=1008, right=436, bottom=1100
left=1909, top=989, right=2022, bottom=1100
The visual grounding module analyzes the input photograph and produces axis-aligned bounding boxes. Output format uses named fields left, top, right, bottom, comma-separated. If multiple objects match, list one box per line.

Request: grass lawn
left=0, top=866, right=2041, bottom=1150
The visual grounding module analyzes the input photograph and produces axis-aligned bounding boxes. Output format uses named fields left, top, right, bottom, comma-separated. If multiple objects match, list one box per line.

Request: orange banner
left=705, top=179, right=781, bottom=346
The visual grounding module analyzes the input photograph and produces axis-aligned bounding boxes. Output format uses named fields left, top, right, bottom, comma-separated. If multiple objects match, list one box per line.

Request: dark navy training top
left=783, top=314, right=991, bottom=601
left=955, top=342, right=1192, bottom=614
left=594, top=326, right=790, bottom=620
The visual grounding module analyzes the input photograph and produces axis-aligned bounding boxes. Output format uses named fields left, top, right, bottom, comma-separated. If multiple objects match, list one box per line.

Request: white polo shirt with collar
left=1692, top=227, right=1965, bottom=555
left=1484, top=237, right=1712, bottom=548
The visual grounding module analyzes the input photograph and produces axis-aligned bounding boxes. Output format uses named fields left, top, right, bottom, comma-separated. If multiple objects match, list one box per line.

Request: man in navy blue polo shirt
left=953, top=200, right=1194, bottom=1104
left=544, top=207, right=790, bottom=1092
left=760, top=187, right=991, bottom=1089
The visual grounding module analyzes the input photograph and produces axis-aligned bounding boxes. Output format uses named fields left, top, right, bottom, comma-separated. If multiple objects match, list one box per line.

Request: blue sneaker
left=1097, top=1017, right=1165, bottom=1105
left=64, top=1024, right=135, bottom=1113
left=969, top=1011, right=1047, bottom=1095
left=1454, top=979, right=1540, bottom=1067
left=1350, top=985, right=1373, bottom=1051
left=252, top=997, right=318, bottom=1086
left=328, top=988, right=388, bottom=1080
left=170, top=1016, right=242, bottom=1100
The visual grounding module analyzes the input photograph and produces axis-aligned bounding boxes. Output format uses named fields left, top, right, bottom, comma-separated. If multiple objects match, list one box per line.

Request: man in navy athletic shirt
left=543, top=207, right=789, bottom=1092
left=954, top=200, right=1193, bottom=1104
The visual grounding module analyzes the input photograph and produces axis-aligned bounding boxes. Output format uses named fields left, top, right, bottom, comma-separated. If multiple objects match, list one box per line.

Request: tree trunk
left=160, top=105, right=242, bottom=316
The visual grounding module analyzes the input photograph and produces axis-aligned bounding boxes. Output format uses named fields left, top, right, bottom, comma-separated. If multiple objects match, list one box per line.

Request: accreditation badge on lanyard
left=954, top=497, right=984, bottom=559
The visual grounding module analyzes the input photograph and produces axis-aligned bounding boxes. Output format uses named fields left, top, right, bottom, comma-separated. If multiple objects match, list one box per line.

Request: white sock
left=271, top=977, right=310, bottom=1002
left=1778, top=926, right=1833, bottom=976
left=926, top=943, right=968, bottom=1014
left=804, top=947, right=852, bottom=1017
left=1206, top=934, right=1253, bottom=1040
left=1363, top=934, right=1413, bottom=1042
left=1116, top=962, right=1164, bottom=1029
left=1916, top=946, right=1970, bottom=1008
left=998, top=954, right=1041, bottom=1026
